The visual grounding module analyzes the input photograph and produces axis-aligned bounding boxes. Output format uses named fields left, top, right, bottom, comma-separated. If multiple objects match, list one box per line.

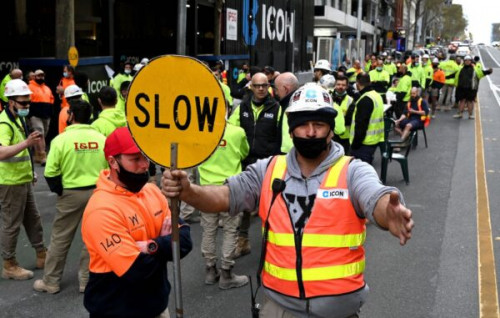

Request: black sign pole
left=170, top=142, right=184, bottom=318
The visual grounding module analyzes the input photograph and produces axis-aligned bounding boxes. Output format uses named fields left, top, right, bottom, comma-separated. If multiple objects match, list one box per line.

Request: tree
left=441, top=4, right=467, bottom=42
left=404, top=0, right=441, bottom=47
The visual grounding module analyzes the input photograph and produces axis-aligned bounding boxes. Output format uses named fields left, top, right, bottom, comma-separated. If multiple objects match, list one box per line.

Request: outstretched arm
left=161, top=169, right=230, bottom=213
left=373, top=191, right=414, bottom=245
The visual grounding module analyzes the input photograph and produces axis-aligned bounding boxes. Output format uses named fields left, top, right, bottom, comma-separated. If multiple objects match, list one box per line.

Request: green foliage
left=441, top=4, right=468, bottom=41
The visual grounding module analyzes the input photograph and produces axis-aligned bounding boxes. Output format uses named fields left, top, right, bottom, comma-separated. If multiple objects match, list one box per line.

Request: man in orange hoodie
left=28, top=69, right=54, bottom=165
left=81, top=127, right=192, bottom=318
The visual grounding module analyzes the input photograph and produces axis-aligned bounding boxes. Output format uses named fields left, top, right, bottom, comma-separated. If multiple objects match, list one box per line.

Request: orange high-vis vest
left=433, top=69, right=445, bottom=84
left=259, top=155, right=366, bottom=298
left=407, top=98, right=430, bottom=127
left=59, top=77, right=75, bottom=108
left=28, top=81, right=55, bottom=104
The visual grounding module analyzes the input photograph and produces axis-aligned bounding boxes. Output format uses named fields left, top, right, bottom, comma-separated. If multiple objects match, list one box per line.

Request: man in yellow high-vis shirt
left=91, top=86, right=126, bottom=137
left=0, top=79, right=47, bottom=281
left=34, top=99, right=108, bottom=294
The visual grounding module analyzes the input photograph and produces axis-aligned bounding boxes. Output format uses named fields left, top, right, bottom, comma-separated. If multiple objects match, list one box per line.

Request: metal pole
left=177, top=0, right=187, bottom=55
left=170, top=143, right=183, bottom=318
left=356, top=0, right=363, bottom=61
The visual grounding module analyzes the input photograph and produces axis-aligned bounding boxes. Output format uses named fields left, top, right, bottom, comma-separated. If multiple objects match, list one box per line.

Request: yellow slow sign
left=126, top=55, right=226, bottom=168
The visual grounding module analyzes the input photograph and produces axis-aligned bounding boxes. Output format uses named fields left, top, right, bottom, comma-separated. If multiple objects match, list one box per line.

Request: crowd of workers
left=5, top=46, right=494, bottom=316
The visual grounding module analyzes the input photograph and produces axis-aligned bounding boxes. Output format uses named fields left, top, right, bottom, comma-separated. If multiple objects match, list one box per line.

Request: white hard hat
left=64, top=84, right=84, bottom=98
left=287, top=83, right=333, bottom=113
left=286, top=83, right=337, bottom=131
left=4, top=79, right=32, bottom=97
left=314, top=59, right=331, bottom=72
left=318, top=74, right=336, bottom=90
left=133, top=63, right=144, bottom=71
left=464, top=55, right=472, bottom=60
left=433, top=57, right=439, bottom=64
left=382, top=52, right=388, bottom=57
left=422, top=54, right=430, bottom=59
left=140, top=58, right=149, bottom=65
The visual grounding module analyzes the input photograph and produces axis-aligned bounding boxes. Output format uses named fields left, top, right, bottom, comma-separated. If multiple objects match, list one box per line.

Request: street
left=1, top=46, right=500, bottom=317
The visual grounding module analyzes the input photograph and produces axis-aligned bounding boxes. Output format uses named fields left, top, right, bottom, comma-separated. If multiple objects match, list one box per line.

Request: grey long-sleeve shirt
left=226, top=142, right=404, bottom=317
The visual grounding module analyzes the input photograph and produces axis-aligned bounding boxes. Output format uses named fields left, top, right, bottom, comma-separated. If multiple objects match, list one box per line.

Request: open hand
left=386, top=191, right=414, bottom=245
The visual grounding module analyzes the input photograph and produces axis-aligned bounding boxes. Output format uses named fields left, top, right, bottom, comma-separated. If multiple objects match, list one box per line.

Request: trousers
left=201, top=211, right=241, bottom=269
left=0, top=183, right=44, bottom=260
left=43, top=188, right=93, bottom=286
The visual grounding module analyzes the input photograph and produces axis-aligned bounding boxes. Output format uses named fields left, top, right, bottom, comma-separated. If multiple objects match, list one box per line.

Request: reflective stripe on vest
left=0, top=155, right=31, bottom=163
left=264, top=259, right=365, bottom=282
left=267, top=229, right=366, bottom=247
left=259, top=155, right=366, bottom=298
left=350, top=90, right=385, bottom=145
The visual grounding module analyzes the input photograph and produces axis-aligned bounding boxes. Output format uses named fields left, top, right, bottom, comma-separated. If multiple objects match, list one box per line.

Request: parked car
left=456, top=44, right=471, bottom=57
left=492, top=41, right=500, bottom=47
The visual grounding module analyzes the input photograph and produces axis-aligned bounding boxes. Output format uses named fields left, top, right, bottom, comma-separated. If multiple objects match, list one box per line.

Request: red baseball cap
left=104, top=127, right=141, bottom=158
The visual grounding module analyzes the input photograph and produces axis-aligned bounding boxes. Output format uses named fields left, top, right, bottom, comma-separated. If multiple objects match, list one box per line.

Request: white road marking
left=477, top=48, right=500, bottom=107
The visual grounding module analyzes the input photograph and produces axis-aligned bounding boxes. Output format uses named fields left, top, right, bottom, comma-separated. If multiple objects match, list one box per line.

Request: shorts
left=30, top=117, right=51, bottom=137
left=399, top=118, right=424, bottom=130
left=456, top=87, right=477, bottom=102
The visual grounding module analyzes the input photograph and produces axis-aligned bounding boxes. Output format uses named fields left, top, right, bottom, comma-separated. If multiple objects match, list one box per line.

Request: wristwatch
left=147, top=240, right=158, bottom=255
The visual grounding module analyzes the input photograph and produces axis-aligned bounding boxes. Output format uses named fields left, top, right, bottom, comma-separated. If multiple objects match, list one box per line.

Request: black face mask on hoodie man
left=292, top=134, right=329, bottom=159
left=116, top=160, right=149, bottom=193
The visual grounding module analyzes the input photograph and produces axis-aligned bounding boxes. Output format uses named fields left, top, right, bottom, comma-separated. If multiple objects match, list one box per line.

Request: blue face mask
left=376, top=66, right=383, bottom=71
left=414, top=62, right=419, bottom=67
left=63, top=72, right=69, bottom=78
left=124, top=69, right=131, bottom=75
left=17, top=108, right=30, bottom=117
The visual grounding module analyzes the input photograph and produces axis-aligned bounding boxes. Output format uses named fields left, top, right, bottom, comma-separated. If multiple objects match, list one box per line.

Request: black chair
left=379, top=116, right=396, bottom=157
left=412, top=125, right=428, bottom=149
left=380, top=130, right=417, bottom=185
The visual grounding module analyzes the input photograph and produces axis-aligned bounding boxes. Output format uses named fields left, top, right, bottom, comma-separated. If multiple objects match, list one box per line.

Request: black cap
left=287, top=108, right=337, bottom=133
left=263, top=66, right=275, bottom=74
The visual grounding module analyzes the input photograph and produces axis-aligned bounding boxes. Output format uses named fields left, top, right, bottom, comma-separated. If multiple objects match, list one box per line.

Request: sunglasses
left=252, top=83, right=269, bottom=89
left=14, top=100, right=30, bottom=107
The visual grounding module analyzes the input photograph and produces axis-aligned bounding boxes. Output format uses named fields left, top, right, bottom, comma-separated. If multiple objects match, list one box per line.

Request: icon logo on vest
left=264, top=112, right=274, bottom=119
left=318, top=188, right=348, bottom=199
left=242, top=111, right=250, bottom=118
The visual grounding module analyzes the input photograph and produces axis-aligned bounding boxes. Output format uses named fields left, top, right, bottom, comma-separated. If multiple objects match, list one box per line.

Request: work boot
left=33, top=279, right=60, bottom=294
left=2, top=259, right=34, bottom=280
left=453, top=112, right=463, bottom=119
left=219, top=268, right=249, bottom=290
left=36, top=248, right=47, bottom=269
left=204, top=265, right=220, bottom=285
left=232, top=237, right=251, bottom=259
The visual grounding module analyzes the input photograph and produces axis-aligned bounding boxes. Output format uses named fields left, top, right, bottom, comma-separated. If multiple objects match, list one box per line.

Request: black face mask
left=293, top=135, right=329, bottom=159
left=35, top=79, right=45, bottom=85
left=116, top=160, right=149, bottom=193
